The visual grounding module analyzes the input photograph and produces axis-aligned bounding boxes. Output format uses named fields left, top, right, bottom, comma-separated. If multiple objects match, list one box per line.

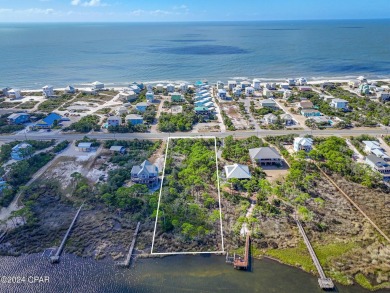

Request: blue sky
left=0, top=0, right=389, bottom=22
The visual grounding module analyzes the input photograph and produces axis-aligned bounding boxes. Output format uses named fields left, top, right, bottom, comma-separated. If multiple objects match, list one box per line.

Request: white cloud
left=129, top=6, right=189, bottom=17
left=0, top=8, right=54, bottom=15
left=71, top=0, right=107, bottom=7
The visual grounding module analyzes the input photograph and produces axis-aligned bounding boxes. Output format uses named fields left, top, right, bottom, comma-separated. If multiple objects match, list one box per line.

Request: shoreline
left=8, top=77, right=390, bottom=92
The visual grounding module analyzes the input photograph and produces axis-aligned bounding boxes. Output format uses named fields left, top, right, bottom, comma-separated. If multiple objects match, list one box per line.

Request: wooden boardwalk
left=295, top=216, right=334, bottom=290
left=50, top=204, right=84, bottom=263
left=233, top=233, right=250, bottom=270
left=117, top=222, right=140, bottom=267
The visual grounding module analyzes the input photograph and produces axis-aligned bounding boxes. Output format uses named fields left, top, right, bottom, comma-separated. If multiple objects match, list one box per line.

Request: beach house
left=299, top=86, right=312, bottom=92
left=301, top=109, right=321, bottom=117
left=293, top=137, right=314, bottom=152
left=8, top=89, right=22, bottom=99
left=131, top=160, right=159, bottom=187
left=35, top=113, right=62, bottom=129
left=92, top=81, right=104, bottom=91
left=135, top=102, right=148, bottom=113
left=297, top=101, right=314, bottom=109
left=180, top=83, right=188, bottom=93
left=245, top=87, right=255, bottom=96
left=260, top=99, right=277, bottom=109
left=7, top=113, right=30, bottom=125
left=280, top=113, right=293, bottom=125
left=195, top=107, right=211, bottom=115
left=171, top=92, right=184, bottom=103
left=119, top=90, right=137, bottom=102
left=365, top=155, right=390, bottom=180
left=126, top=114, right=144, bottom=125
left=11, top=143, right=33, bottom=160
left=233, top=87, right=242, bottom=97
left=109, top=146, right=126, bottom=154
left=107, top=116, right=121, bottom=127
left=166, top=83, right=175, bottom=93
left=228, top=80, right=237, bottom=91
left=283, top=90, right=292, bottom=99
left=156, top=84, right=164, bottom=92
left=357, top=76, right=368, bottom=84
left=146, top=91, right=155, bottom=102
left=249, top=147, right=282, bottom=166
left=224, top=164, right=251, bottom=179
left=240, top=81, right=251, bottom=89
left=65, top=85, right=76, bottom=94
left=359, top=84, right=370, bottom=95
left=362, top=141, right=382, bottom=153
left=129, top=85, right=141, bottom=94
left=218, top=89, right=227, bottom=100
left=252, top=79, right=261, bottom=90
left=297, top=77, right=307, bottom=86
left=263, top=113, right=278, bottom=125
left=263, top=88, right=273, bottom=98
left=330, top=98, right=349, bottom=110
left=116, top=106, right=128, bottom=116
left=1, top=87, right=11, bottom=97
left=286, top=78, right=296, bottom=86
left=216, top=81, right=225, bottom=89
left=378, top=92, right=390, bottom=102
left=280, top=83, right=290, bottom=90
left=81, top=88, right=96, bottom=95
left=42, top=85, right=54, bottom=97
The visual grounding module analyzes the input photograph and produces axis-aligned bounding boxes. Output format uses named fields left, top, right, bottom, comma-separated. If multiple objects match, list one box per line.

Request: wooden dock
left=295, top=216, right=334, bottom=290
left=117, top=222, right=140, bottom=268
left=233, top=233, right=250, bottom=270
left=50, top=204, right=84, bottom=263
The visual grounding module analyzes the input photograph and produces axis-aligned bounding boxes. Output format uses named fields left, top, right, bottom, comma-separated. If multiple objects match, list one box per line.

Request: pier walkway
left=117, top=222, right=140, bottom=267
left=295, top=216, right=334, bottom=289
left=50, top=204, right=84, bottom=263
left=233, top=233, right=250, bottom=270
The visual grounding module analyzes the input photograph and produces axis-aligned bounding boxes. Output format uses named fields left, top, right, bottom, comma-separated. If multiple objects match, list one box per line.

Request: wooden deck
left=233, top=234, right=250, bottom=270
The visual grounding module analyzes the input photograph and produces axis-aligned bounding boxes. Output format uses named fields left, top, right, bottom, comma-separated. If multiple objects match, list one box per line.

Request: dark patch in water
left=338, top=26, right=364, bottom=29
left=152, top=45, right=249, bottom=55
left=312, top=64, right=390, bottom=74
left=168, top=39, right=215, bottom=43
left=255, top=28, right=302, bottom=31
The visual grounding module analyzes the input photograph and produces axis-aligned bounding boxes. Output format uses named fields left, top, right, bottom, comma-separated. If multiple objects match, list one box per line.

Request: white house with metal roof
left=131, top=160, right=159, bottom=186
left=224, top=164, right=251, bottom=179
left=293, top=137, right=314, bottom=152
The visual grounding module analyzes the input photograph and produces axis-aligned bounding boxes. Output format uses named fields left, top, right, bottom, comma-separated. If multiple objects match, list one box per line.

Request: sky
left=0, top=0, right=389, bottom=22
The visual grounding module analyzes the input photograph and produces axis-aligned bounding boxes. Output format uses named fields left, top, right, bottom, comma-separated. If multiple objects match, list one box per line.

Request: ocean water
left=0, top=20, right=389, bottom=89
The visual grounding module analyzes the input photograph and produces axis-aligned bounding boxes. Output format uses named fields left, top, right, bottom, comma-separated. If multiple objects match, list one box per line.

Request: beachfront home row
left=119, top=90, right=137, bottom=102
left=131, top=160, right=159, bottom=187
left=92, top=81, right=104, bottom=91
left=7, top=113, right=30, bottom=125
left=8, top=89, right=22, bottom=99
left=363, top=141, right=390, bottom=161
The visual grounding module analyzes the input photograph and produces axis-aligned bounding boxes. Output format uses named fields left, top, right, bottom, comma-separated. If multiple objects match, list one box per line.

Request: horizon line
left=0, top=18, right=389, bottom=24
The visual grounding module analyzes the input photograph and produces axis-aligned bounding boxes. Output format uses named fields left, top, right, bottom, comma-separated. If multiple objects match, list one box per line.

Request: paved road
left=1, top=128, right=389, bottom=142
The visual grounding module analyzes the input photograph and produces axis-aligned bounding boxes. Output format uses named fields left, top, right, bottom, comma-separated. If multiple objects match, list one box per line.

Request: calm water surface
left=0, top=20, right=389, bottom=88
left=0, top=254, right=389, bottom=293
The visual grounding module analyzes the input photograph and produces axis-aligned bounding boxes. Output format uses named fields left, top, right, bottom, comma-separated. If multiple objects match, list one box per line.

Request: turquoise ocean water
left=0, top=20, right=389, bottom=88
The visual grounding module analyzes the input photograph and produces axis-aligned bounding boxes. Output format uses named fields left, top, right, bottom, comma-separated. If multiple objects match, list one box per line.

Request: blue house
left=11, top=143, right=33, bottom=160
left=35, top=113, right=62, bottom=129
left=7, top=113, right=30, bottom=125
left=135, top=102, right=148, bottom=113
left=146, top=91, right=154, bottom=102
left=126, top=114, right=144, bottom=125
left=218, top=89, right=227, bottom=99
